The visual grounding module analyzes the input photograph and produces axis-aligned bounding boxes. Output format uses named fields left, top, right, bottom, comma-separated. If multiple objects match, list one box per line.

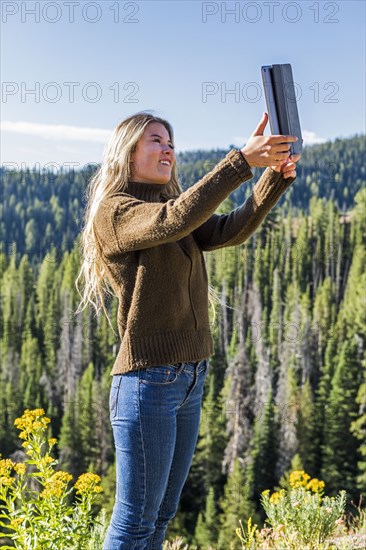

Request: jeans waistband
left=174, top=359, right=207, bottom=372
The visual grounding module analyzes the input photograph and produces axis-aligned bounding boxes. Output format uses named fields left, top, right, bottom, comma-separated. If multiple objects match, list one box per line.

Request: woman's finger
left=272, top=152, right=292, bottom=162
left=270, top=135, right=298, bottom=144
left=290, top=154, right=301, bottom=162
left=283, top=170, right=296, bottom=179
left=272, top=143, right=292, bottom=154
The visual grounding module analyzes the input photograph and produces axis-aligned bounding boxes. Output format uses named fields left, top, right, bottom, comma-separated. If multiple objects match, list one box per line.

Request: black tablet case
left=261, top=64, right=303, bottom=156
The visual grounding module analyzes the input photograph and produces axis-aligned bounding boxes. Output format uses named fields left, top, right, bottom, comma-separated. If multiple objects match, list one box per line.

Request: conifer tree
left=246, top=388, right=277, bottom=508
left=321, top=337, right=362, bottom=499
left=350, top=378, right=366, bottom=493
left=277, top=452, right=304, bottom=490
left=78, top=362, right=99, bottom=471
left=194, top=487, right=218, bottom=547
left=19, top=336, right=43, bottom=409
left=313, top=325, right=340, bottom=477
left=296, top=378, right=317, bottom=475
left=58, top=397, right=83, bottom=477
left=218, top=458, right=258, bottom=549
left=196, top=369, right=228, bottom=494
left=268, top=267, right=282, bottom=377
left=1, top=254, right=20, bottom=355
left=18, top=255, right=36, bottom=322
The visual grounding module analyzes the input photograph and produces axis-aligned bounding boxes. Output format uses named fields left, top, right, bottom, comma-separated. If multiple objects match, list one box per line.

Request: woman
left=75, top=111, right=300, bottom=549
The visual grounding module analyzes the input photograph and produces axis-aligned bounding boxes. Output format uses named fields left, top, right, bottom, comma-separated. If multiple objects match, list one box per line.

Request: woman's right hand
left=240, top=112, right=298, bottom=169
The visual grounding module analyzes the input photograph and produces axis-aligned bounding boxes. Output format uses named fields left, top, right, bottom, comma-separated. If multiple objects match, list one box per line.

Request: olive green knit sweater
left=93, top=149, right=296, bottom=374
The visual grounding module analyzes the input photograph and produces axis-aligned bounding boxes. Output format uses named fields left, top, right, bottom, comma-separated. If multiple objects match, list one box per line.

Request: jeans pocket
left=110, top=375, right=122, bottom=419
left=197, top=359, right=210, bottom=379
left=139, top=364, right=181, bottom=386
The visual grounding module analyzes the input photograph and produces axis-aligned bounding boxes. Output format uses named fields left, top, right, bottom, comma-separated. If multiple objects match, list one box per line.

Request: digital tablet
left=261, top=63, right=303, bottom=156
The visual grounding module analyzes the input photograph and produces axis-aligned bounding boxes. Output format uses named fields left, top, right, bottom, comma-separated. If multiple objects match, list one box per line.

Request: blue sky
left=1, top=0, right=365, bottom=168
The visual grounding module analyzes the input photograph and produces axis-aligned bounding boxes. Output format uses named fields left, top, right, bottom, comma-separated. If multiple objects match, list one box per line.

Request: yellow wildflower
left=74, top=473, right=103, bottom=495
left=32, top=421, right=45, bottom=430
left=10, top=517, right=24, bottom=528
left=289, top=470, right=311, bottom=488
left=40, top=471, right=73, bottom=499
left=0, top=476, right=15, bottom=486
left=0, top=458, right=15, bottom=477
left=13, top=463, right=26, bottom=477
left=39, top=456, right=55, bottom=466
left=306, top=477, right=325, bottom=493
left=48, top=438, right=58, bottom=447
left=14, top=409, right=51, bottom=440
left=269, top=489, right=286, bottom=504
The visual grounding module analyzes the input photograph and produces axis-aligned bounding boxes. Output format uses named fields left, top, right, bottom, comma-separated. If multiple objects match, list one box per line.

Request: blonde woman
left=75, top=111, right=300, bottom=549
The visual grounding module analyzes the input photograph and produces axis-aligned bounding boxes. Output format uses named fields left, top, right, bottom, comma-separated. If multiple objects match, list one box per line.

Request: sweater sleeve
left=93, top=149, right=253, bottom=257
left=192, top=168, right=296, bottom=251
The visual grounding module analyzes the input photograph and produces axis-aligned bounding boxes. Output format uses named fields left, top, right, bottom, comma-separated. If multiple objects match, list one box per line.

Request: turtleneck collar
left=124, top=180, right=176, bottom=202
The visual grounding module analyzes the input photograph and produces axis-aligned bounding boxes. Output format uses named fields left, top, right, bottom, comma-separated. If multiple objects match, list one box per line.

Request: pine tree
left=19, top=335, right=43, bottom=409
left=321, top=337, right=362, bottom=499
left=313, top=330, right=340, bottom=477
left=195, top=368, right=228, bottom=495
left=58, top=395, right=83, bottom=477
left=277, top=453, right=304, bottom=490
left=268, top=267, right=282, bottom=379
left=78, top=362, right=99, bottom=471
left=246, top=388, right=277, bottom=512
left=350, top=377, right=366, bottom=493
left=193, top=487, right=218, bottom=547
left=218, top=458, right=258, bottom=549
left=297, top=378, right=317, bottom=475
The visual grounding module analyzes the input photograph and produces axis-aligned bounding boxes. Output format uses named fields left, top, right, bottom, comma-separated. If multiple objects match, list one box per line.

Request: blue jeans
left=103, top=358, right=210, bottom=550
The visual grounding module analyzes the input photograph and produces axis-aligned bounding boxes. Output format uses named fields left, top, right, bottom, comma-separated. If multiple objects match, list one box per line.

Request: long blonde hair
left=74, top=110, right=225, bottom=336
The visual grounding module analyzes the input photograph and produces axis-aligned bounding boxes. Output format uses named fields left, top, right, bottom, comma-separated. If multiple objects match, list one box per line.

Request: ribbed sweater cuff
left=224, top=149, right=253, bottom=186
left=253, top=168, right=296, bottom=209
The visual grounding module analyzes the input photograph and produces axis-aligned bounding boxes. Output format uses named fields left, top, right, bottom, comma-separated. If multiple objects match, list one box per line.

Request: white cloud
left=1, top=121, right=112, bottom=143
left=301, top=130, right=327, bottom=145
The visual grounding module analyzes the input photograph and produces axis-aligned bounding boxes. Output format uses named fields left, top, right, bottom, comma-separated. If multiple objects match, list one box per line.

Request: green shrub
left=236, top=470, right=348, bottom=550
left=0, top=408, right=107, bottom=550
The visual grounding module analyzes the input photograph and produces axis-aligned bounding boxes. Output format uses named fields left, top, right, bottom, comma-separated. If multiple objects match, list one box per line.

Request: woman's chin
left=158, top=174, right=171, bottom=184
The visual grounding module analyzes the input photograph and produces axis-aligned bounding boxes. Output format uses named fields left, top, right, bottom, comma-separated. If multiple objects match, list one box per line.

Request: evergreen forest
left=0, top=135, right=365, bottom=548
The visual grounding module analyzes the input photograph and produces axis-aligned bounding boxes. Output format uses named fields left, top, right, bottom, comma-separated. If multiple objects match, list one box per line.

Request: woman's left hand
left=271, top=153, right=301, bottom=179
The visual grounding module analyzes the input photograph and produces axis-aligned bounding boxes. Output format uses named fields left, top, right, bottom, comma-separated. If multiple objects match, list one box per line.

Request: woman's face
left=130, top=122, right=176, bottom=184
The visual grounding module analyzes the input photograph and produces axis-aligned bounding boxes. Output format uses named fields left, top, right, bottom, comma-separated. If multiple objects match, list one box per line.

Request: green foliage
left=1, top=136, right=364, bottom=262
left=218, top=459, right=258, bottom=549
left=0, top=409, right=106, bottom=550
left=350, top=380, right=366, bottom=493
left=1, top=139, right=365, bottom=547
left=194, top=487, right=218, bottom=546
left=246, top=388, right=278, bottom=508
left=236, top=470, right=348, bottom=550
left=321, top=337, right=362, bottom=499
left=236, top=517, right=258, bottom=549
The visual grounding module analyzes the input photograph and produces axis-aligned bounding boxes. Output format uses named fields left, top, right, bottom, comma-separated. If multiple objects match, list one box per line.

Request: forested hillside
left=0, top=135, right=365, bottom=548
left=0, top=135, right=363, bottom=260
